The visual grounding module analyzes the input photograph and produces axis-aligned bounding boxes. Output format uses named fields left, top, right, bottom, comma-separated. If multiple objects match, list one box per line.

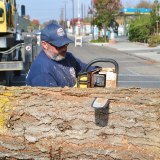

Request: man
left=26, top=23, right=94, bottom=87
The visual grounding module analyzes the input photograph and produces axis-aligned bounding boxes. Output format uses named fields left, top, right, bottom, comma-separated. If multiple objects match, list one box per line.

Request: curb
left=89, top=42, right=109, bottom=47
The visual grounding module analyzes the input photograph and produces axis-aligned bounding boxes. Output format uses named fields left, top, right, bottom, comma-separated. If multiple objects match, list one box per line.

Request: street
left=12, top=39, right=160, bottom=88
left=68, top=40, right=160, bottom=88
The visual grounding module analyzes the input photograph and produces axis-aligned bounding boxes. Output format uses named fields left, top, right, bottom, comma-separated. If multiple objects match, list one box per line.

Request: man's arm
left=75, top=58, right=96, bottom=72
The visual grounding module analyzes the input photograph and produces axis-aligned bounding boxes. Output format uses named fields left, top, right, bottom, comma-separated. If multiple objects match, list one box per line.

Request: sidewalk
left=90, top=36, right=160, bottom=63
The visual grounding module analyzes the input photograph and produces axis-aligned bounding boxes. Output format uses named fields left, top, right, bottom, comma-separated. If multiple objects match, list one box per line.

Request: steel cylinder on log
left=0, top=86, right=160, bottom=160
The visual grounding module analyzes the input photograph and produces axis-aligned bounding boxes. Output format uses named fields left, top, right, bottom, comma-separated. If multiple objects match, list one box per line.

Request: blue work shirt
left=26, top=50, right=92, bottom=87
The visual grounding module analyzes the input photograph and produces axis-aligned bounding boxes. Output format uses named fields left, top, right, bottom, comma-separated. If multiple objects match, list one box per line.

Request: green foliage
left=136, top=0, right=153, bottom=8
left=150, top=8, right=157, bottom=34
left=148, top=35, right=160, bottom=47
left=128, top=5, right=160, bottom=44
left=83, top=17, right=92, bottom=23
left=90, top=36, right=109, bottom=43
left=148, top=35, right=157, bottom=47
left=94, top=0, right=121, bottom=30
left=128, top=15, right=151, bottom=42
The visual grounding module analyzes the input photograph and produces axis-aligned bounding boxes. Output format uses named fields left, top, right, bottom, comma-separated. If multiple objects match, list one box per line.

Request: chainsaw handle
left=84, top=58, right=119, bottom=74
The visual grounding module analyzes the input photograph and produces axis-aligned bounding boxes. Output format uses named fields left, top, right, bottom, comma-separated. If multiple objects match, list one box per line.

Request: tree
left=42, top=20, right=58, bottom=28
left=31, top=19, right=40, bottom=27
left=93, top=0, right=122, bottom=39
left=28, top=19, right=40, bottom=31
left=136, top=0, right=153, bottom=8
left=128, top=15, right=151, bottom=42
left=0, top=87, right=160, bottom=159
left=150, top=8, right=157, bottom=34
left=128, top=1, right=160, bottom=44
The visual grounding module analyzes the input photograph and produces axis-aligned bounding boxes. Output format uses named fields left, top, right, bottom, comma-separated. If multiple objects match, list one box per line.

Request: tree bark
left=0, top=86, right=160, bottom=160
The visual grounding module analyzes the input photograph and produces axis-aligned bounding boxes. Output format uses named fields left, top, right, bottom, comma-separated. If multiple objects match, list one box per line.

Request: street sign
left=75, top=35, right=82, bottom=47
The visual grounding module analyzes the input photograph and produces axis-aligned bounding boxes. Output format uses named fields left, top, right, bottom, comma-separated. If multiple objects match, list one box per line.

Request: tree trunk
left=0, top=86, right=160, bottom=160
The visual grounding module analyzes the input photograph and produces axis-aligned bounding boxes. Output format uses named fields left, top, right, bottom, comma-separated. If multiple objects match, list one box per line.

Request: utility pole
left=81, top=3, right=83, bottom=21
left=78, top=0, right=81, bottom=35
left=156, top=20, right=159, bottom=35
left=154, top=0, right=159, bottom=35
left=71, top=0, right=74, bottom=34
left=60, top=8, right=64, bottom=28
left=84, top=4, right=86, bottom=19
left=91, top=0, right=94, bottom=40
left=64, top=1, right=67, bottom=29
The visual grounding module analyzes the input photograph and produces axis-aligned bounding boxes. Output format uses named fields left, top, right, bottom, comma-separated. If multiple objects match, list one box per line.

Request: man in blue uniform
left=26, top=23, right=94, bottom=87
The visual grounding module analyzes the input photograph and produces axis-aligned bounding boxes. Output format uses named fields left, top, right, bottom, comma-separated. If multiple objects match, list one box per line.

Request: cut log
left=0, top=86, right=160, bottom=160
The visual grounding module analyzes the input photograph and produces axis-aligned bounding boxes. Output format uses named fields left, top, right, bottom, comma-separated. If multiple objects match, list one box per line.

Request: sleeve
left=28, top=73, right=58, bottom=87
left=75, top=58, right=96, bottom=73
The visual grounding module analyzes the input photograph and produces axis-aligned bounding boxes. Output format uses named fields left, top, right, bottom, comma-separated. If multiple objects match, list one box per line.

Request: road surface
left=12, top=41, right=160, bottom=88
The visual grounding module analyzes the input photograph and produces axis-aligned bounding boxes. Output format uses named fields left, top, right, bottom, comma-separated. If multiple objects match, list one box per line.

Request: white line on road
left=119, top=81, right=160, bottom=83
left=126, top=68, right=141, bottom=76
left=119, top=74, right=160, bottom=77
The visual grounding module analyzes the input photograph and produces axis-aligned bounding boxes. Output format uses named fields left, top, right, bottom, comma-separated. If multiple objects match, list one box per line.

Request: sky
left=16, top=0, right=155, bottom=24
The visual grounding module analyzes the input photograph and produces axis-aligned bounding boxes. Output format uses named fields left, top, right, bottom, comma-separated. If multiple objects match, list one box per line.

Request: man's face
left=42, top=41, right=69, bottom=61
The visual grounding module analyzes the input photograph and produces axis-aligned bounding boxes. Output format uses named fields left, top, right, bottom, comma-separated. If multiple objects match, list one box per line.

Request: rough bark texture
left=0, top=86, right=160, bottom=160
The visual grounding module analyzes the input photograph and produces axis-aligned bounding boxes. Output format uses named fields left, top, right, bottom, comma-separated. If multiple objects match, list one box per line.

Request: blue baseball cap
left=41, top=23, right=73, bottom=47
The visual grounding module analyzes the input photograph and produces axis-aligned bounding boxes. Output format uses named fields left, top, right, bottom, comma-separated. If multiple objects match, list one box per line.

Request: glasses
left=47, top=42, right=69, bottom=50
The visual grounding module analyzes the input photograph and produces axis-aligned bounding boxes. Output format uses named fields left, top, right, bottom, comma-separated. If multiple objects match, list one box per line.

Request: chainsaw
left=76, top=58, right=119, bottom=88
